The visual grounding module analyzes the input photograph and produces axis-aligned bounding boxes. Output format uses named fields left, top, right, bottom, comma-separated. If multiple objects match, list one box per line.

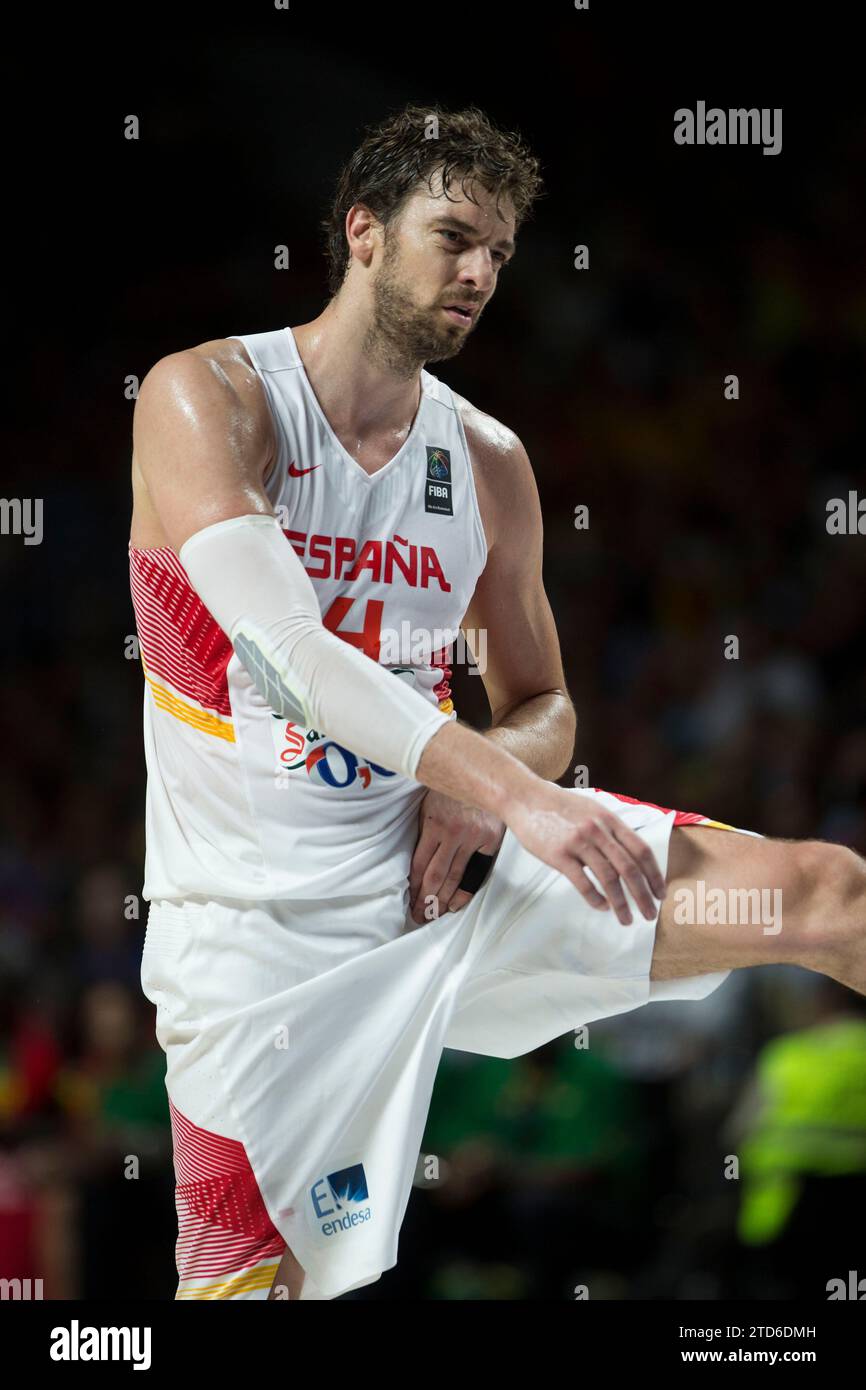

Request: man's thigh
left=443, top=793, right=731, bottom=1059
left=652, top=825, right=818, bottom=980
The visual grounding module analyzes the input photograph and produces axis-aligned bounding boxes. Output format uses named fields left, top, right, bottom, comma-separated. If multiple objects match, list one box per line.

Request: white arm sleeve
left=179, top=513, right=451, bottom=780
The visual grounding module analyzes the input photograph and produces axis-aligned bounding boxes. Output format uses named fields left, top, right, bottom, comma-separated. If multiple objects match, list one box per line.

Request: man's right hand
left=415, top=720, right=667, bottom=926
left=504, top=780, right=667, bottom=926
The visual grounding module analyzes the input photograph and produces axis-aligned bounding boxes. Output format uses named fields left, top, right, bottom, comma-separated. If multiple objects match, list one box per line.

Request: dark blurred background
left=2, top=3, right=865, bottom=1299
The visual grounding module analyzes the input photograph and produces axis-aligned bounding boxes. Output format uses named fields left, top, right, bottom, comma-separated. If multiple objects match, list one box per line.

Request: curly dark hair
left=321, top=103, right=545, bottom=298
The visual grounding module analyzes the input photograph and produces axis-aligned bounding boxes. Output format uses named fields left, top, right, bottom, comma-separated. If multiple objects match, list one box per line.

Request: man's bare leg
left=651, top=826, right=866, bottom=993
left=268, top=1245, right=306, bottom=1300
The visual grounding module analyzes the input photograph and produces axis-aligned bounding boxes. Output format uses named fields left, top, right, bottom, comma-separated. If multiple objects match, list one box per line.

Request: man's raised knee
left=784, top=839, right=866, bottom=968
left=820, top=841, right=866, bottom=954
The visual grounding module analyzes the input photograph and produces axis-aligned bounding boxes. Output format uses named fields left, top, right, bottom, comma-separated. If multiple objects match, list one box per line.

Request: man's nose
left=456, top=247, right=496, bottom=293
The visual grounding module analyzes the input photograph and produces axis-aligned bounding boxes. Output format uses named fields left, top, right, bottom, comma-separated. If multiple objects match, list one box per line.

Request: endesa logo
left=310, top=1164, right=372, bottom=1237
left=271, top=668, right=419, bottom=791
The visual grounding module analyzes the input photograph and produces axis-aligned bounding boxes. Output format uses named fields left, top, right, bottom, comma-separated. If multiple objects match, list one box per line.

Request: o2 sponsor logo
left=273, top=719, right=396, bottom=790
left=271, top=667, right=420, bottom=790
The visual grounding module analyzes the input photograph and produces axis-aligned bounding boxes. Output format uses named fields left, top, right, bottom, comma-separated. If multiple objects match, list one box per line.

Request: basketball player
left=129, top=105, right=865, bottom=1300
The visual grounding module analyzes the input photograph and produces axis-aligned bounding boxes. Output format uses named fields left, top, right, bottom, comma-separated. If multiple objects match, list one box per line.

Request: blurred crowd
left=3, top=38, right=865, bottom=1299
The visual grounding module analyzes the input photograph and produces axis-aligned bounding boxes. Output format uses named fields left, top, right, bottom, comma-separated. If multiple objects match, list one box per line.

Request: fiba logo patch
left=427, top=448, right=450, bottom=481
left=310, top=1163, right=372, bottom=1237
left=425, top=446, right=453, bottom=516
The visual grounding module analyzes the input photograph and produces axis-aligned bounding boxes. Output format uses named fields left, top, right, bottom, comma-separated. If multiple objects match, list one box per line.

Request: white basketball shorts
left=140, top=786, right=758, bottom=1300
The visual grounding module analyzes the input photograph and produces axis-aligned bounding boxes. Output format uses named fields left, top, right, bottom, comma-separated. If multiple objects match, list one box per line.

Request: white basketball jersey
left=129, top=326, right=489, bottom=901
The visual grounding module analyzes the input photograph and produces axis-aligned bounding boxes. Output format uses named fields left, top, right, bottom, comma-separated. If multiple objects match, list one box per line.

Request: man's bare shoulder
left=188, top=335, right=254, bottom=372
left=450, top=390, right=537, bottom=553
left=131, top=338, right=275, bottom=547
left=143, top=336, right=266, bottom=416
left=137, top=336, right=275, bottom=464
left=451, top=389, right=526, bottom=467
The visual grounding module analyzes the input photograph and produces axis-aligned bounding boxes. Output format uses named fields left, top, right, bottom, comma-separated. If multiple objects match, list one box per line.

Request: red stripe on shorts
left=169, top=1098, right=285, bottom=1280
left=591, top=788, right=710, bottom=827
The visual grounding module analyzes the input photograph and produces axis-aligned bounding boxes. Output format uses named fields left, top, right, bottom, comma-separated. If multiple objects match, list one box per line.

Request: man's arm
left=133, top=349, right=664, bottom=925
left=459, top=430, right=576, bottom=782
left=408, top=423, right=576, bottom=921
left=132, top=346, right=536, bottom=806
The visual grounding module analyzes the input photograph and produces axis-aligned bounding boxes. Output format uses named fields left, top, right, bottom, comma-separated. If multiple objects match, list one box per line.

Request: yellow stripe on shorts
left=175, top=1259, right=282, bottom=1300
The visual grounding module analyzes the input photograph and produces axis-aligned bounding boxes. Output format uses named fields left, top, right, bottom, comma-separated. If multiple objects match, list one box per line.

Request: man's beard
left=362, top=235, right=475, bottom=376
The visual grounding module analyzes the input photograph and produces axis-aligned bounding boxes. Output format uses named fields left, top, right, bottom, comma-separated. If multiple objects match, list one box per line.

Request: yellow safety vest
left=737, top=1019, right=866, bottom=1244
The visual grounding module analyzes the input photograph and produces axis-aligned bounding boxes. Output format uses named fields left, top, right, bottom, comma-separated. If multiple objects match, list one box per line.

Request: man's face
left=366, top=169, right=516, bottom=368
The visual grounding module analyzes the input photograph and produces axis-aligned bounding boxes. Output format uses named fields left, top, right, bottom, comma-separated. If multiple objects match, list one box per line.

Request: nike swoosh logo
left=288, top=460, right=321, bottom=477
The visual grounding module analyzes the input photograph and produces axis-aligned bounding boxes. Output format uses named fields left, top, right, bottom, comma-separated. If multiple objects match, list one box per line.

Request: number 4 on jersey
left=323, top=597, right=384, bottom=661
